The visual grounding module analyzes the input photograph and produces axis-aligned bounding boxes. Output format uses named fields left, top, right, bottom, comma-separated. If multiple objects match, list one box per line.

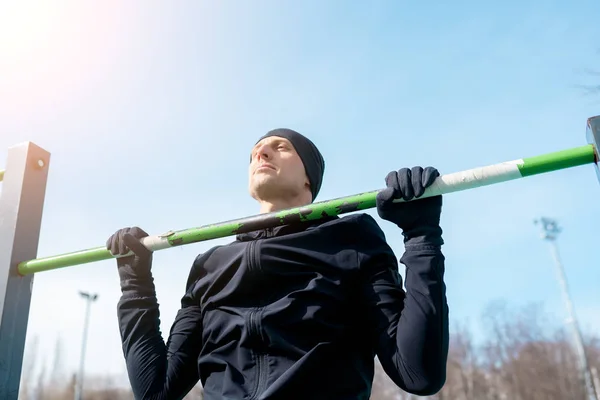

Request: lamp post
left=534, top=217, right=598, bottom=400
left=74, top=291, right=98, bottom=400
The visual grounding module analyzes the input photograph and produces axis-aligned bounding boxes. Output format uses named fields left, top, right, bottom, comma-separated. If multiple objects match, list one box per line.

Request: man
left=107, top=128, right=449, bottom=399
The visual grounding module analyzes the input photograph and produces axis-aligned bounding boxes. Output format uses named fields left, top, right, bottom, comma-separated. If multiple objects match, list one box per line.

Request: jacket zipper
left=247, top=240, right=268, bottom=399
left=247, top=241, right=257, bottom=272
left=248, top=310, right=268, bottom=399
left=249, top=308, right=268, bottom=399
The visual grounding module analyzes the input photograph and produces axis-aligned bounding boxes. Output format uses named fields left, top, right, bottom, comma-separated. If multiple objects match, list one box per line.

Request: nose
left=255, top=144, right=271, bottom=161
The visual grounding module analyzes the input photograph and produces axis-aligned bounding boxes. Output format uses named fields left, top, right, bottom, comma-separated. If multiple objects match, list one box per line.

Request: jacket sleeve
left=116, top=254, right=206, bottom=400
left=356, top=213, right=449, bottom=396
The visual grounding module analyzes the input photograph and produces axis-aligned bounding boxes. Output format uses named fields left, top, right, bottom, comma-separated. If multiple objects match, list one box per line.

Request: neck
left=259, top=195, right=312, bottom=214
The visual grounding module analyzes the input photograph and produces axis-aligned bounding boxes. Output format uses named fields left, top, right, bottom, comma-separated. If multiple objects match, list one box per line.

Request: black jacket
left=117, top=213, right=449, bottom=399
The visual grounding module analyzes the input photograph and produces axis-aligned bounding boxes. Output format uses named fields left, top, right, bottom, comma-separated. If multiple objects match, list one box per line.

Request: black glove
left=106, top=226, right=153, bottom=281
left=376, top=166, right=443, bottom=245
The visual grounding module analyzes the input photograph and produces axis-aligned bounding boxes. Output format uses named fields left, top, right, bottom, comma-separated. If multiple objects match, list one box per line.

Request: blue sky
left=1, top=0, right=600, bottom=388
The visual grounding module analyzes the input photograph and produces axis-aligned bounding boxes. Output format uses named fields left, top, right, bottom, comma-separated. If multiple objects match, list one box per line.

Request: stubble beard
left=252, top=174, right=299, bottom=203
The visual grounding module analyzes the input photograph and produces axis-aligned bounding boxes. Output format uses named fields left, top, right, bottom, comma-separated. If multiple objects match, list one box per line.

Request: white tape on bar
left=142, top=234, right=174, bottom=251
left=393, top=159, right=523, bottom=202
left=114, top=234, right=173, bottom=258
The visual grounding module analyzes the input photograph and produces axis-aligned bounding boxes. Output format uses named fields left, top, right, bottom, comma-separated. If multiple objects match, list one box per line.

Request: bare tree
left=582, top=69, right=600, bottom=95
left=49, top=335, right=65, bottom=386
left=183, top=383, right=205, bottom=399
left=469, top=300, right=594, bottom=400
left=35, top=354, right=47, bottom=400
left=19, top=335, right=39, bottom=400
left=438, top=321, right=490, bottom=400
left=370, top=357, right=402, bottom=400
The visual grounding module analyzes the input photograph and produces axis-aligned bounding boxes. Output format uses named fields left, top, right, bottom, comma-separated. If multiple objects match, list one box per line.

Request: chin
left=252, top=182, right=294, bottom=202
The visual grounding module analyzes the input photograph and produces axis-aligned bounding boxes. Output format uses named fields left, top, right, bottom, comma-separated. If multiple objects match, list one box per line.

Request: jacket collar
left=235, top=215, right=338, bottom=242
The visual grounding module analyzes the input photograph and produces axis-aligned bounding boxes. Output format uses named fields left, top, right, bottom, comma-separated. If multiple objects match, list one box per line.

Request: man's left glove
left=376, top=166, right=443, bottom=245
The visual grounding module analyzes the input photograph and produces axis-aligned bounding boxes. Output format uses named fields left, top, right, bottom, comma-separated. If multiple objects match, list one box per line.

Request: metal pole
left=535, top=217, right=599, bottom=400
left=0, top=142, right=50, bottom=400
left=74, top=291, right=98, bottom=400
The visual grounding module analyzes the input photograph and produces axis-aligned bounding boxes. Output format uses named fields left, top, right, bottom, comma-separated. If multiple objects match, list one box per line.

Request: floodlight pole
left=535, top=217, right=598, bottom=400
left=74, top=291, right=98, bottom=400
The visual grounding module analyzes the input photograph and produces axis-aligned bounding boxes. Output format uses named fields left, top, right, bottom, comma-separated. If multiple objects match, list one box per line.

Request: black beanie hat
left=254, top=128, right=325, bottom=201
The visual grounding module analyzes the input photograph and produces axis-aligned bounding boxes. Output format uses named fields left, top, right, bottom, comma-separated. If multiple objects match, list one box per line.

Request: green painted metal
left=18, top=247, right=118, bottom=274
left=17, top=144, right=598, bottom=275
left=518, top=145, right=596, bottom=177
left=17, top=191, right=380, bottom=275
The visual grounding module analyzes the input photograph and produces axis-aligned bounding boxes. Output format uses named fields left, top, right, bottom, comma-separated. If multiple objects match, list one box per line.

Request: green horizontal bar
left=17, top=190, right=379, bottom=275
left=17, top=144, right=597, bottom=275
left=519, top=144, right=596, bottom=176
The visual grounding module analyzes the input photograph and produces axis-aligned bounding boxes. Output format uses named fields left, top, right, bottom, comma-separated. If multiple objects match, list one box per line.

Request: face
left=248, top=136, right=311, bottom=203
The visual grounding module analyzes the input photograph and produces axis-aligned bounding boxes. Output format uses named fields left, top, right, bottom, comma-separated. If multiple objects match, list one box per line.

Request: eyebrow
left=251, top=138, right=290, bottom=154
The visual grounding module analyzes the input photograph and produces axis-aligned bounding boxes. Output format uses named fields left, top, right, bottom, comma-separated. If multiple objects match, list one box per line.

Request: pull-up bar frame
left=0, top=116, right=599, bottom=399
left=0, top=143, right=50, bottom=399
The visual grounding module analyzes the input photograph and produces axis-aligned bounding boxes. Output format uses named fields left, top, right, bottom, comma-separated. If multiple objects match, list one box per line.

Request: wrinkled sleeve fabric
left=356, top=214, right=449, bottom=396
left=116, top=254, right=206, bottom=400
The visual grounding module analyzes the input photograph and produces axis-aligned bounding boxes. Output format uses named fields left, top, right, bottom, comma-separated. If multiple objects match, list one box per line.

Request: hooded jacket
left=116, top=212, right=449, bottom=399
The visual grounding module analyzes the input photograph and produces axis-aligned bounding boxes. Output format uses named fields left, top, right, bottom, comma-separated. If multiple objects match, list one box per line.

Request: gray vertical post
left=535, top=217, right=599, bottom=400
left=74, top=291, right=98, bottom=400
left=0, top=142, right=50, bottom=399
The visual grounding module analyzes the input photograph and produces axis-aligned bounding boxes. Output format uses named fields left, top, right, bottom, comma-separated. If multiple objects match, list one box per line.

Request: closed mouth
left=256, top=164, right=276, bottom=172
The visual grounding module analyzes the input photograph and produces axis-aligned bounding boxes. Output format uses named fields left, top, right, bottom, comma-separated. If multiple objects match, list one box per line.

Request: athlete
left=107, top=128, right=449, bottom=399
